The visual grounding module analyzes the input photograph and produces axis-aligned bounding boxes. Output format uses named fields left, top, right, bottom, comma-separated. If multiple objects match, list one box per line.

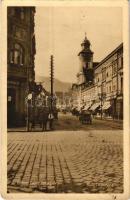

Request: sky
left=35, top=6, right=122, bottom=83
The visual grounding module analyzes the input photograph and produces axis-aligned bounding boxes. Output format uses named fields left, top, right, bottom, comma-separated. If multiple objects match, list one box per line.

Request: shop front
left=116, top=95, right=123, bottom=120
left=102, top=101, right=112, bottom=118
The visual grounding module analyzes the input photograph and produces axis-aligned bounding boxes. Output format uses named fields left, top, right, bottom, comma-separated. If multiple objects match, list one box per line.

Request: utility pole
left=26, top=66, right=30, bottom=132
left=50, top=55, right=54, bottom=112
left=26, top=88, right=29, bottom=131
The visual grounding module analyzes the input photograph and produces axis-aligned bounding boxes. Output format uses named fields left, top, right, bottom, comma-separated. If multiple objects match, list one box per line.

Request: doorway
left=7, top=88, right=16, bottom=127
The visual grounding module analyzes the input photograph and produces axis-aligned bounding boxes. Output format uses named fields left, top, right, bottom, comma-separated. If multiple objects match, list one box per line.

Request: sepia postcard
left=1, top=0, right=130, bottom=200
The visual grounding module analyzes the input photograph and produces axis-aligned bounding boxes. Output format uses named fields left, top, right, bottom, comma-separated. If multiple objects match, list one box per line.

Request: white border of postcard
left=1, top=1, right=130, bottom=200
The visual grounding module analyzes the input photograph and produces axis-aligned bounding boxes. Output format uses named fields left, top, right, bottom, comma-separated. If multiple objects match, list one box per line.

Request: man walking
left=42, top=107, right=49, bottom=131
left=48, top=111, right=54, bottom=130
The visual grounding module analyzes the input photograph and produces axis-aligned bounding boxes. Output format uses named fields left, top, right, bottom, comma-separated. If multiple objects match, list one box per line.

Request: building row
left=72, top=36, right=123, bottom=119
left=7, top=7, right=36, bottom=127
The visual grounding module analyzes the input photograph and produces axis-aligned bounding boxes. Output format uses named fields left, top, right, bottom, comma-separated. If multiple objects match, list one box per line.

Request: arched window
left=9, top=43, right=24, bottom=66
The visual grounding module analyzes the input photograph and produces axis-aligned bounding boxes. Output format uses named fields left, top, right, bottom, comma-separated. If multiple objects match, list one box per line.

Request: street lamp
left=50, top=55, right=54, bottom=112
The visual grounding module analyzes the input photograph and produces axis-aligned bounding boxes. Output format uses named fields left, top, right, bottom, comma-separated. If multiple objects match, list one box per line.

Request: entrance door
left=7, top=88, right=16, bottom=127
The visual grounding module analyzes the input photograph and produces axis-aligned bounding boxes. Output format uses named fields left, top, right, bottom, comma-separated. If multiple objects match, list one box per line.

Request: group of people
left=71, top=107, right=80, bottom=116
left=29, top=106, right=58, bottom=131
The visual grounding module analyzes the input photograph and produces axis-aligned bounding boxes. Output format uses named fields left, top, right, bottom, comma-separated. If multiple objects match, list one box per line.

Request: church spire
left=77, top=34, right=94, bottom=85
left=81, top=32, right=91, bottom=49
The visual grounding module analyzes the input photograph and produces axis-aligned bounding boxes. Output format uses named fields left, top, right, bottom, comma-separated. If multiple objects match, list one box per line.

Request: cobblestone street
left=7, top=114, right=123, bottom=193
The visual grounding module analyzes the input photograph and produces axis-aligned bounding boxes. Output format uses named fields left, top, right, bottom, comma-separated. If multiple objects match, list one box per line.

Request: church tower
left=77, top=34, right=94, bottom=85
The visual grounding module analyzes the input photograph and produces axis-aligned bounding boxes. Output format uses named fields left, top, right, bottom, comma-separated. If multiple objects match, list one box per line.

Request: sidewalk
left=95, top=116, right=123, bottom=124
left=8, top=127, right=26, bottom=132
left=8, top=126, right=50, bottom=132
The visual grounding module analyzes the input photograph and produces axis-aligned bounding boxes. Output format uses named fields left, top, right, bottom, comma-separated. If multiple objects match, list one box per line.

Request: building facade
left=7, top=7, right=36, bottom=127
left=72, top=36, right=123, bottom=119
left=94, top=43, right=123, bottom=119
left=72, top=35, right=98, bottom=110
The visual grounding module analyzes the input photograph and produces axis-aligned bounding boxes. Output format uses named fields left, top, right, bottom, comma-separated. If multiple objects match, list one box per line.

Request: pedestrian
left=42, top=107, right=49, bottom=131
left=53, top=108, right=58, bottom=120
left=29, top=107, right=35, bottom=131
left=48, top=111, right=54, bottom=130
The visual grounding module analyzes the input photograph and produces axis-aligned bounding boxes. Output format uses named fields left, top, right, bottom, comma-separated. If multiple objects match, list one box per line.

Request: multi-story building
left=7, top=7, right=36, bottom=127
left=72, top=35, right=123, bottom=119
left=94, top=43, right=123, bottom=119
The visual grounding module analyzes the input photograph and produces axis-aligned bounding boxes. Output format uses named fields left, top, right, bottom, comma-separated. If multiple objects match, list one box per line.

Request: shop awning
left=90, top=103, right=100, bottom=111
left=77, top=106, right=82, bottom=111
left=82, top=104, right=91, bottom=111
left=102, top=101, right=111, bottom=110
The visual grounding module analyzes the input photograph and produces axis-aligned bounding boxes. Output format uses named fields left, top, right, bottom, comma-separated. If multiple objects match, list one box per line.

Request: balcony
left=8, top=64, right=27, bottom=80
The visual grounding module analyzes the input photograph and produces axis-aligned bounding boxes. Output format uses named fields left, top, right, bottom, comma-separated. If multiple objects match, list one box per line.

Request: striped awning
left=102, top=101, right=111, bottom=110
left=82, top=104, right=91, bottom=111
left=90, top=103, right=100, bottom=111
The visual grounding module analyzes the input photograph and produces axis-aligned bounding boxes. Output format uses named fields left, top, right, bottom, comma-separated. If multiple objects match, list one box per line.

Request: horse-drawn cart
left=27, top=106, right=49, bottom=131
left=79, top=110, right=92, bottom=124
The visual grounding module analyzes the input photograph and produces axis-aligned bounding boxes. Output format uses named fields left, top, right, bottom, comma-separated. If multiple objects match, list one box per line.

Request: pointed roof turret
left=78, top=33, right=93, bottom=56
left=81, top=32, right=91, bottom=48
